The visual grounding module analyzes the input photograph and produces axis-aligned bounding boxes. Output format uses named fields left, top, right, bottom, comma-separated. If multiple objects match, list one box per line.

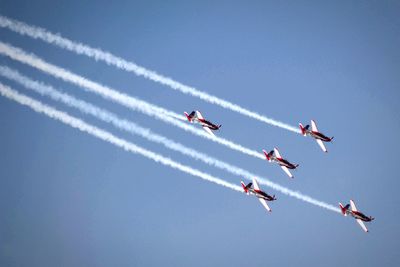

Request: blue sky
left=0, top=1, right=399, bottom=266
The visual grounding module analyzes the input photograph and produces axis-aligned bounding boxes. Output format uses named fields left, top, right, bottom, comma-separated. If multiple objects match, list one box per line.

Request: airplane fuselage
left=277, top=158, right=297, bottom=169
left=198, top=118, right=220, bottom=130
left=308, top=130, right=332, bottom=142
left=185, top=111, right=221, bottom=131
left=344, top=209, right=373, bottom=222
left=351, top=211, right=373, bottom=222
left=270, top=156, right=297, bottom=169
left=249, top=188, right=275, bottom=201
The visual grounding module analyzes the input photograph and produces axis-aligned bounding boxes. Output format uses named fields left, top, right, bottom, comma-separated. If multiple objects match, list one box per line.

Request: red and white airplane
left=184, top=110, right=221, bottom=137
left=263, top=148, right=299, bottom=178
left=299, top=120, right=333, bottom=152
left=339, top=200, right=374, bottom=233
left=241, top=178, right=276, bottom=212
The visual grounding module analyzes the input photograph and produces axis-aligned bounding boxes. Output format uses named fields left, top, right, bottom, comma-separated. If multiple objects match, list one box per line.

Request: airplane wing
left=258, top=197, right=272, bottom=212
left=350, top=200, right=358, bottom=211
left=273, top=148, right=282, bottom=159
left=311, top=120, right=319, bottom=132
left=316, top=139, right=327, bottom=152
left=280, top=165, right=294, bottom=178
left=202, top=126, right=215, bottom=137
left=356, top=219, right=368, bottom=232
left=195, top=110, right=204, bottom=120
left=252, top=178, right=261, bottom=190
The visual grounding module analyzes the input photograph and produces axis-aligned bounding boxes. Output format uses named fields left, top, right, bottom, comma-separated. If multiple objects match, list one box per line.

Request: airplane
left=241, top=178, right=276, bottom=212
left=299, top=120, right=334, bottom=152
left=263, top=148, right=299, bottom=178
left=184, top=110, right=221, bottom=137
left=339, top=199, right=374, bottom=233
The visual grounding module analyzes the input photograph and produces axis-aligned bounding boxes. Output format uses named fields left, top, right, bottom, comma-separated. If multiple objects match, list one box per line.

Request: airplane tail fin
left=262, top=149, right=273, bottom=161
left=241, top=181, right=249, bottom=194
left=299, top=123, right=307, bottom=136
left=262, top=149, right=270, bottom=161
left=184, top=112, right=192, bottom=122
left=339, top=203, right=347, bottom=216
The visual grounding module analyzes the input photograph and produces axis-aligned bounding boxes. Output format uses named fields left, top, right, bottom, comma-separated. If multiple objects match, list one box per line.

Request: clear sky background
left=0, top=1, right=399, bottom=266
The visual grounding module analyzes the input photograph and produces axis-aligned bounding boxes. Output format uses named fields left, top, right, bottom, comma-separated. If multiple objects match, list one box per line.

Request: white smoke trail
left=0, top=41, right=264, bottom=160
left=0, top=66, right=340, bottom=213
left=0, top=83, right=243, bottom=192
left=0, top=15, right=300, bottom=134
